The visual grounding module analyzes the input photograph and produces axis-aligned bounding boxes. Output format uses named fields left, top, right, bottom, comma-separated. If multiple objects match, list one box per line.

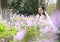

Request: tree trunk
left=1, top=0, right=10, bottom=22
left=45, top=0, right=49, bottom=10
left=2, top=8, right=10, bottom=22
left=38, top=0, right=45, bottom=7
left=38, top=0, right=41, bottom=7
left=56, top=0, right=60, bottom=10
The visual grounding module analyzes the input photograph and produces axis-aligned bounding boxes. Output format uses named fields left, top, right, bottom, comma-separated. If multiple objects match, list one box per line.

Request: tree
left=56, top=0, right=60, bottom=10
left=9, top=0, right=23, bottom=13
left=8, top=0, right=46, bottom=15
left=24, top=0, right=38, bottom=15
left=38, top=0, right=45, bottom=7
left=1, top=0, right=10, bottom=22
left=8, top=0, right=38, bottom=15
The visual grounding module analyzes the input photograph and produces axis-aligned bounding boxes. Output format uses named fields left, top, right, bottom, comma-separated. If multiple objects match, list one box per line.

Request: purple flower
left=14, top=29, right=26, bottom=40
left=35, top=14, right=40, bottom=19
left=1, top=38, right=5, bottom=42
left=43, top=39, right=54, bottom=42
left=33, top=20, right=38, bottom=26
left=15, top=20, right=20, bottom=28
left=21, top=14, right=25, bottom=19
left=49, top=34, right=58, bottom=40
left=40, top=26, right=50, bottom=33
left=27, top=20, right=33, bottom=26
left=50, top=10, right=60, bottom=27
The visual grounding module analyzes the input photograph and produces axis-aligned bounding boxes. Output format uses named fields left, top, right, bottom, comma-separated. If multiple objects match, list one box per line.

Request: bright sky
left=45, top=0, right=57, bottom=5
left=49, top=0, right=57, bottom=4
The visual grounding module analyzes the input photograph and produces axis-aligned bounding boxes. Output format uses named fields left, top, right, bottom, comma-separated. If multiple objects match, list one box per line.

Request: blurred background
left=0, top=0, right=58, bottom=21
left=0, top=0, right=57, bottom=15
left=0, top=0, right=60, bottom=42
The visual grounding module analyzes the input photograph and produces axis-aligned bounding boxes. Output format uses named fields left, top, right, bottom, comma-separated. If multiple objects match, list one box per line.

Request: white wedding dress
left=37, top=12, right=58, bottom=42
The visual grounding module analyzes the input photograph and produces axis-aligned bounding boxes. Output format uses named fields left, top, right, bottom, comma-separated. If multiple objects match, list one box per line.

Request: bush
left=0, top=23, right=17, bottom=42
left=8, top=0, right=38, bottom=15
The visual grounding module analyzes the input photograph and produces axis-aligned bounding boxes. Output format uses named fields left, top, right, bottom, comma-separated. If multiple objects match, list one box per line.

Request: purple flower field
left=0, top=13, right=59, bottom=42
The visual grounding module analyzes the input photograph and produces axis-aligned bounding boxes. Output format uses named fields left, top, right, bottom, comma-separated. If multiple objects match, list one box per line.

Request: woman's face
left=38, top=8, right=44, bottom=15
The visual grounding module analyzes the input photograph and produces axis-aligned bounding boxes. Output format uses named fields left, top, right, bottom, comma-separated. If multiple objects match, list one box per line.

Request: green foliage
left=7, top=26, right=17, bottom=36
left=8, top=0, right=38, bottom=15
left=0, top=23, right=6, bottom=38
left=23, top=26, right=39, bottom=42
left=24, top=0, right=38, bottom=15
left=46, top=4, right=56, bottom=15
left=0, top=23, right=6, bottom=32
left=0, top=23, right=17, bottom=40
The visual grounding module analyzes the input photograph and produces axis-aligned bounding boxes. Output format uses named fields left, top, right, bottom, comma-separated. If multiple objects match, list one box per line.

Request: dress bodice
left=40, top=15, right=46, bottom=20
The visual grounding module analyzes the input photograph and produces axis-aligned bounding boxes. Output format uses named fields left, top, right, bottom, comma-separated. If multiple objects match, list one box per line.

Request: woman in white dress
left=37, top=6, right=58, bottom=42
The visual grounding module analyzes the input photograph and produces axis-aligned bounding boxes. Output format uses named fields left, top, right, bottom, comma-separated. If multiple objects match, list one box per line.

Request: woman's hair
left=38, top=6, right=46, bottom=16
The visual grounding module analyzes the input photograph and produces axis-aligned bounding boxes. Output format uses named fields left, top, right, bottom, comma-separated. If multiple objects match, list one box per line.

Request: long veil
left=45, top=12, right=57, bottom=33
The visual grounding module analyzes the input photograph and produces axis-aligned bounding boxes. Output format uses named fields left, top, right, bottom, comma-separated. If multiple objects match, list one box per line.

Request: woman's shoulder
left=35, top=14, right=40, bottom=18
left=40, top=15, right=46, bottom=20
left=41, top=15, right=46, bottom=18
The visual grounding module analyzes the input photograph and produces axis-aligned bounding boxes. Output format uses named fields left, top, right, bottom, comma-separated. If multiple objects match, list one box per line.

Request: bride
left=36, top=6, right=58, bottom=42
